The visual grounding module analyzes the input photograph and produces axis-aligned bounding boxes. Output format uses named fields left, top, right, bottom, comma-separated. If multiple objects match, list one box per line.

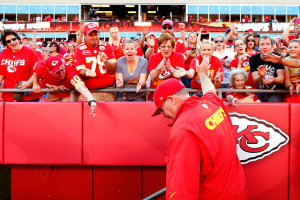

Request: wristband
left=235, top=33, right=238, bottom=36
left=88, top=100, right=96, bottom=106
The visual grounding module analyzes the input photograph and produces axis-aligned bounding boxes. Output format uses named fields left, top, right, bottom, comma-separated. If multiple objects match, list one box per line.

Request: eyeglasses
left=247, top=39, right=255, bottom=42
left=44, top=50, right=52, bottom=53
left=6, top=37, right=18, bottom=44
left=157, top=101, right=166, bottom=114
left=51, top=45, right=57, bottom=47
left=162, top=26, right=172, bottom=30
left=214, top=40, right=224, bottom=43
left=160, top=45, right=173, bottom=49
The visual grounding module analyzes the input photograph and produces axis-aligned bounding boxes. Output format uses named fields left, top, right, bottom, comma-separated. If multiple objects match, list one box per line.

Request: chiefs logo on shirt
left=7, top=65, right=16, bottom=72
left=99, top=46, right=105, bottom=51
left=158, top=66, right=171, bottom=79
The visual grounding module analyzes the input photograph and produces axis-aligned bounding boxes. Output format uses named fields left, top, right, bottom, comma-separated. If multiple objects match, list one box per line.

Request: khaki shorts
left=91, top=92, right=115, bottom=102
left=48, top=93, right=80, bottom=102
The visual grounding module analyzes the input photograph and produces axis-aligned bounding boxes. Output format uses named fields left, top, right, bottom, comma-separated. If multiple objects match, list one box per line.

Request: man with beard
left=145, top=19, right=185, bottom=59
left=73, top=23, right=117, bottom=101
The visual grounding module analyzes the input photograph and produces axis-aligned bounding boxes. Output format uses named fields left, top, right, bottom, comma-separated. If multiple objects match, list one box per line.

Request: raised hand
left=257, top=65, right=267, bottom=77
left=85, top=68, right=96, bottom=77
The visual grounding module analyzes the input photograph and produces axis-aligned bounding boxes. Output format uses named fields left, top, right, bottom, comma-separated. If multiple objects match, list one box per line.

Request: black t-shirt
left=249, top=53, right=285, bottom=89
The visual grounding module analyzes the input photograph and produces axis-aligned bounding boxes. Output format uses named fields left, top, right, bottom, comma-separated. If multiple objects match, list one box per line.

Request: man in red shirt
left=73, top=23, right=117, bottom=101
left=73, top=15, right=79, bottom=22
left=152, top=55, right=248, bottom=200
left=30, top=56, right=96, bottom=118
left=145, top=19, right=186, bottom=59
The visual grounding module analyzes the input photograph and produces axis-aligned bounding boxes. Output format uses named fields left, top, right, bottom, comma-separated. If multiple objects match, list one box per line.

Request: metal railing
left=142, top=187, right=166, bottom=200
left=0, top=88, right=294, bottom=102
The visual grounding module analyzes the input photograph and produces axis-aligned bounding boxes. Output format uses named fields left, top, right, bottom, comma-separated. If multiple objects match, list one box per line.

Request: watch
left=88, top=100, right=96, bottom=106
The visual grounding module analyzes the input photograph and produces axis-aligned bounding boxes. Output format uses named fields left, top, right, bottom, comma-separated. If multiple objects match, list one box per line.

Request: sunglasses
left=51, top=45, right=57, bottom=47
left=6, top=37, right=18, bottom=44
left=163, top=26, right=172, bottom=30
left=247, top=39, right=255, bottom=42
left=44, top=50, right=52, bottom=53
left=214, top=40, right=224, bottom=43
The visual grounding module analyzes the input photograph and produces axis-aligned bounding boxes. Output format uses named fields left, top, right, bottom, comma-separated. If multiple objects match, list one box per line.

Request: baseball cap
left=225, top=28, right=231, bottom=35
left=245, top=28, right=254, bottom=33
left=46, top=56, right=65, bottom=74
left=162, top=19, right=173, bottom=28
left=152, top=78, right=185, bottom=117
left=83, top=23, right=99, bottom=35
left=253, top=32, right=260, bottom=37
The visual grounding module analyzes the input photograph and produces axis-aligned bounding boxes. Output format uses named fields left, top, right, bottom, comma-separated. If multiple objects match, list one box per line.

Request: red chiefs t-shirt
left=230, top=57, right=257, bottom=89
left=166, top=91, right=248, bottom=199
left=0, top=46, right=43, bottom=101
left=35, top=50, right=43, bottom=61
left=148, top=51, right=185, bottom=88
left=63, top=53, right=75, bottom=64
left=152, top=36, right=186, bottom=55
left=226, top=86, right=260, bottom=103
left=190, top=55, right=223, bottom=89
left=136, top=47, right=144, bottom=57
left=111, top=38, right=126, bottom=60
left=34, top=61, right=84, bottom=98
left=73, top=41, right=116, bottom=89
left=184, top=46, right=197, bottom=71
left=288, top=35, right=296, bottom=41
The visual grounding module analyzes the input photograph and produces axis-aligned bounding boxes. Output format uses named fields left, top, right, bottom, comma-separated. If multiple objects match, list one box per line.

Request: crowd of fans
left=0, top=17, right=299, bottom=115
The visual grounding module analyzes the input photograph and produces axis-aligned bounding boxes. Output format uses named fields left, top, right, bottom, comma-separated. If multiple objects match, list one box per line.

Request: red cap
left=152, top=78, right=185, bottom=117
left=83, top=23, right=99, bottom=35
left=162, top=19, right=173, bottom=28
left=46, top=56, right=65, bottom=74
left=246, top=28, right=254, bottom=33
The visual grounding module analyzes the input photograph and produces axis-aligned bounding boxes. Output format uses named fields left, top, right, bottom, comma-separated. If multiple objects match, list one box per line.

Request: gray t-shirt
left=116, top=56, right=148, bottom=100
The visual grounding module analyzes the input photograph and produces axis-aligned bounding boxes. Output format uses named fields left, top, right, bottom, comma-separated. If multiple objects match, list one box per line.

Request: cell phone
left=295, top=18, right=300, bottom=24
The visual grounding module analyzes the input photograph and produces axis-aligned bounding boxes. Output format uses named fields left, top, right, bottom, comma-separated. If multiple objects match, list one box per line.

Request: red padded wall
left=142, top=166, right=166, bottom=200
left=226, top=103, right=289, bottom=200
left=4, top=103, right=82, bottom=165
left=0, top=103, right=3, bottom=164
left=93, top=166, right=141, bottom=200
left=11, top=165, right=92, bottom=200
left=82, top=102, right=172, bottom=165
left=289, top=103, right=300, bottom=200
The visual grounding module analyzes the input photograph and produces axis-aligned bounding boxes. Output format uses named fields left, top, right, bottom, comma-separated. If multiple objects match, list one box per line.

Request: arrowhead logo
left=51, top=60, right=59, bottom=66
left=230, top=113, right=289, bottom=164
left=159, top=97, right=163, bottom=100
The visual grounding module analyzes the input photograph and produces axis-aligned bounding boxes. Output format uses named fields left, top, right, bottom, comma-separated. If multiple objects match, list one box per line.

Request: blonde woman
left=109, top=27, right=126, bottom=60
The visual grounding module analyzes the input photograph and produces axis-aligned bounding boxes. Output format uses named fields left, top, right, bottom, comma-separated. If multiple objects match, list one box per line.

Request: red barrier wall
left=289, top=104, right=300, bottom=200
left=0, top=102, right=295, bottom=199
left=4, top=103, right=83, bottom=165
left=0, top=103, right=3, bottom=164
left=82, top=102, right=172, bottom=166
left=226, top=103, right=289, bottom=200
left=11, top=166, right=92, bottom=200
